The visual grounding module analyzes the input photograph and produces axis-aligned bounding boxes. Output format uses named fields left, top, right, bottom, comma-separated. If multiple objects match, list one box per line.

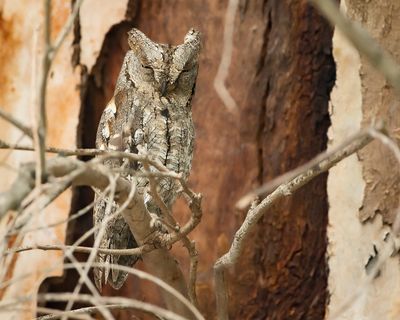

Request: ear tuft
left=127, top=28, right=163, bottom=64
left=184, top=29, right=202, bottom=51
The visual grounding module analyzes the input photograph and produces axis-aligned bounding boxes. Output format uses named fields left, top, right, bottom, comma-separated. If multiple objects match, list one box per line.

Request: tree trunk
left=327, top=1, right=400, bottom=319
left=74, top=0, right=334, bottom=318
left=1, top=0, right=337, bottom=319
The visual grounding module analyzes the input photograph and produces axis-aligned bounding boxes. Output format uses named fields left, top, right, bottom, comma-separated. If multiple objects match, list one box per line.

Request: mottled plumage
left=93, top=28, right=201, bottom=290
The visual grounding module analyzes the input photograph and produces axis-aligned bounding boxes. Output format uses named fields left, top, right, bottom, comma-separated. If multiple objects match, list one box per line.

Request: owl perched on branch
left=93, top=28, right=201, bottom=290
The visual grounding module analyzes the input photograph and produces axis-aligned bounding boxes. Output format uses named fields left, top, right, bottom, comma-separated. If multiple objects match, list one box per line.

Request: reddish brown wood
left=42, top=0, right=334, bottom=318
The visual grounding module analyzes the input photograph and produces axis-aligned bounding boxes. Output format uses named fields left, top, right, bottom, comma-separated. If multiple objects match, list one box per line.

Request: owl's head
left=127, top=28, right=201, bottom=96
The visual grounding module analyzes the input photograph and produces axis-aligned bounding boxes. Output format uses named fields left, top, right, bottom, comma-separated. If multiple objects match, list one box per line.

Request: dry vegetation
left=1, top=0, right=400, bottom=319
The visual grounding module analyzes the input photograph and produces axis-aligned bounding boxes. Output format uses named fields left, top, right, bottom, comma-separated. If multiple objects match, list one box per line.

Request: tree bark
left=0, top=0, right=335, bottom=318
left=73, top=0, right=334, bottom=318
left=327, top=1, right=400, bottom=319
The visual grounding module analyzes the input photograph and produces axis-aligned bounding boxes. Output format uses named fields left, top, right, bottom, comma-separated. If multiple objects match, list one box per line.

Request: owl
left=93, top=28, right=201, bottom=290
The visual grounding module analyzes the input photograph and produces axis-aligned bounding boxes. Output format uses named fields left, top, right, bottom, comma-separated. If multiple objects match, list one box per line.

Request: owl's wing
left=93, top=199, right=138, bottom=290
left=93, top=85, right=141, bottom=291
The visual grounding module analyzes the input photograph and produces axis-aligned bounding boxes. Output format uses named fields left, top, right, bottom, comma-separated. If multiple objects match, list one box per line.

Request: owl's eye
left=141, top=64, right=154, bottom=78
left=141, top=64, right=152, bottom=70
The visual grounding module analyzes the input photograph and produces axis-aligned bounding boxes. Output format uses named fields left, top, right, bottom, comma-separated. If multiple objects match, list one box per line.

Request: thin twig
left=140, top=153, right=200, bottom=306
left=0, top=140, right=101, bottom=156
left=0, top=151, right=202, bottom=316
left=5, top=200, right=95, bottom=236
left=62, top=247, right=114, bottom=320
left=0, top=292, right=189, bottom=320
left=34, top=0, right=84, bottom=184
left=183, top=238, right=199, bottom=307
left=50, top=0, right=84, bottom=58
left=213, top=0, right=239, bottom=113
left=5, top=225, right=201, bottom=259
left=309, top=0, right=400, bottom=93
left=0, top=109, right=33, bottom=138
left=328, top=129, right=400, bottom=319
left=36, top=306, right=94, bottom=320
left=214, top=125, right=383, bottom=320
left=4, top=244, right=142, bottom=256
left=142, top=159, right=176, bottom=228
left=42, top=293, right=189, bottom=320
left=36, top=305, right=115, bottom=319
left=329, top=240, right=394, bottom=319
left=0, top=262, right=203, bottom=320
left=0, top=306, right=93, bottom=320
left=35, top=0, right=52, bottom=184
left=0, top=135, right=28, bottom=170
left=237, top=126, right=381, bottom=209
left=62, top=173, right=119, bottom=319
left=35, top=262, right=199, bottom=319
left=144, top=159, right=200, bottom=305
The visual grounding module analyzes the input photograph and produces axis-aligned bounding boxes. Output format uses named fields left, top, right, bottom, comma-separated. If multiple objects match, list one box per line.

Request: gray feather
left=93, top=28, right=200, bottom=291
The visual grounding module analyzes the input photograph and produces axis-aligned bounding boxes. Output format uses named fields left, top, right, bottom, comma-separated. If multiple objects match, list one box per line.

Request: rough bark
left=0, top=0, right=335, bottom=318
left=228, top=1, right=334, bottom=319
left=350, top=0, right=400, bottom=224
left=327, top=1, right=400, bottom=319
left=59, top=0, right=334, bottom=319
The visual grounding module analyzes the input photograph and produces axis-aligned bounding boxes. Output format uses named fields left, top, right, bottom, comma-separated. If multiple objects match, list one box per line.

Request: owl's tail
left=93, top=228, right=139, bottom=291
left=94, top=253, right=138, bottom=291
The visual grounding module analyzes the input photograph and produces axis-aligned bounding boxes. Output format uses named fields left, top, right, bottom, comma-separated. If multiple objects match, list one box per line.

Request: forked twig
left=214, top=125, right=383, bottom=320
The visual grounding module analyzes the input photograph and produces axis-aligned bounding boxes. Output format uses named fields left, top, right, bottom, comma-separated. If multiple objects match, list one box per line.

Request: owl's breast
left=141, top=95, right=194, bottom=174
left=137, top=96, right=194, bottom=208
left=165, top=112, right=194, bottom=177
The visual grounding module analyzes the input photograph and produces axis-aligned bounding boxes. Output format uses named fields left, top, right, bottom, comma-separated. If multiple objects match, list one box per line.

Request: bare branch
left=215, top=124, right=385, bottom=320
left=0, top=292, right=189, bottom=320
left=142, top=158, right=176, bottom=228
left=0, top=263, right=203, bottom=320
left=62, top=249, right=114, bottom=320
left=0, top=140, right=101, bottom=156
left=3, top=244, right=142, bottom=256
left=63, top=173, right=120, bottom=318
left=6, top=200, right=95, bottom=236
left=36, top=305, right=116, bottom=319
left=328, top=129, right=400, bottom=319
left=0, top=150, right=202, bottom=318
left=309, top=0, right=400, bottom=93
left=1, top=306, right=93, bottom=320
left=36, top=306, right=94, bottom=320
left=34, top=0, right=52, bottom=184
left=34, top=0, right=84, bottom=184
left=4, top=177, right=201, bottom=258
left=183, top=238, right=199, bottom=307
left=237, top=126, right=379, bottom=209
left=0, top=108, right=33, bottom=138
left=213, top=0, right=239, bottom=113
left=0, top=162, right=35, bottom=218
left=140, top=154, right=200, bottom=306
left=50, top=0, right=84, bottom=58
